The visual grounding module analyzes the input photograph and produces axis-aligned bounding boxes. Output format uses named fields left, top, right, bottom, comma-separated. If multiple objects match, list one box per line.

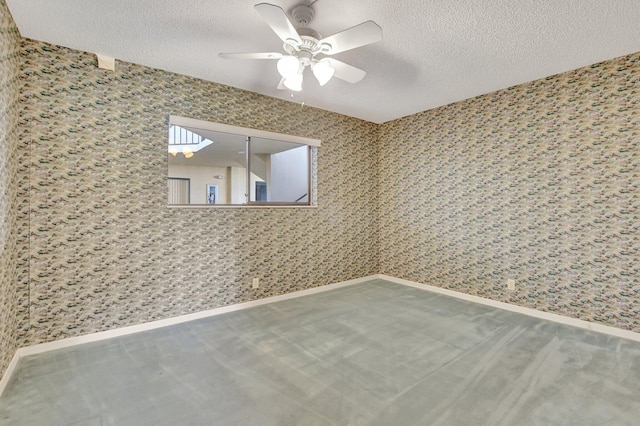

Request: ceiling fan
left=219, top=2, right=382, bottom=91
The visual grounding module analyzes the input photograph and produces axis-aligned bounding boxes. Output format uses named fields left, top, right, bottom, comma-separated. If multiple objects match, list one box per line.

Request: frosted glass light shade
left=283, top=73, right=303, bottom=91
left=277, top=56, right=300, bottom=79
left=312, top=60, right=335, bottom=86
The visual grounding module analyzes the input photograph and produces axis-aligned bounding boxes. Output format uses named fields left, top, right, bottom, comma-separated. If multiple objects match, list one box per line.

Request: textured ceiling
left=6, top=0, right=640, bottom=123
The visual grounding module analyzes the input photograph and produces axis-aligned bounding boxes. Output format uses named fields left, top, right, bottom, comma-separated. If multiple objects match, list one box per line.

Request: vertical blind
left=168, top=178, right=190, bottom=204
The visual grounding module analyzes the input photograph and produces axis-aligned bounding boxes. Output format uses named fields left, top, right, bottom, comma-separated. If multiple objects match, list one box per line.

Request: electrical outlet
left=507, top=279, right=516, bottom=291
left=252, top=278, right=260, bottom=289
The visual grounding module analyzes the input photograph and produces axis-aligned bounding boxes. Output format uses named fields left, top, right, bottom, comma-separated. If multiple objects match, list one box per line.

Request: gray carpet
left=1, top=279, right=640, bottom=425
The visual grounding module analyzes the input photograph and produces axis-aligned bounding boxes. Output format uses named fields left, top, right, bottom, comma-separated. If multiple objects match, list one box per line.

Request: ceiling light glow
left=312, top=59, right=335, bottom=86
left=283, top=73, right=303, bottom=91
left=277, top=55, right=300, bottom=79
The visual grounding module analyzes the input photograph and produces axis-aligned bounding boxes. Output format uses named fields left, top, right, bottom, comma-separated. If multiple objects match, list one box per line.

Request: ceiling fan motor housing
left=284, top=33, right=326, bottom=58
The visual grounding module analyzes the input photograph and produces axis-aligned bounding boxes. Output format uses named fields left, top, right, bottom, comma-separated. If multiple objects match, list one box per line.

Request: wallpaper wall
left=0, top=0, right=25, bottom=379
left=3, top=11, right=640, bottom=383
left=20, top=40, right=379, bottom=346
left=379, top=53, right=640, bottom=332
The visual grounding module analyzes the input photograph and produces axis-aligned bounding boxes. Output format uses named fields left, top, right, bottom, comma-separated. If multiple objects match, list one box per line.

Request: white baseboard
left=3, top=272, right=640, bottom=398
left=0, top=350, right=21, bottom=400
left=377, top=274, right=640, bottom=343
left=19, top=275, right=377, bottom=358
left=0, top=274, right=375, bottom=398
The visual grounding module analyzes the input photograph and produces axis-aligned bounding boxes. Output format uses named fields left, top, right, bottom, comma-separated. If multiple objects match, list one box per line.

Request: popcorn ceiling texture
left=379, top=53, right=640, bottom=331
left=19, top=40, right=379, bottom=346
left=0, top=0, right=25, bottom=383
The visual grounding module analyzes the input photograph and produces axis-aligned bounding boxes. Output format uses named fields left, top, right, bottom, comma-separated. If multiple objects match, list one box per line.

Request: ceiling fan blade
left=318, top=21, right=382, bottom=55
left=255, top=3, right=302, bottom=46
left=324, top=58, right=366, bottom=83
left=219, top=52, right=283, bottom=60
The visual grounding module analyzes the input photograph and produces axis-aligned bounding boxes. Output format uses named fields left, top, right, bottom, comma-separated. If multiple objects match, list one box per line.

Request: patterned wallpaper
left=0, top=0, right=24, bottom=380
left=19, top=40, right=379, bottom=345
left=379, top=53, right=640, bottom=332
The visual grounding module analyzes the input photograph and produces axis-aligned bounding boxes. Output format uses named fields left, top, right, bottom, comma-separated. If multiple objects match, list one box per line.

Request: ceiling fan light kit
left=284, top=71, right=303, bottom=91
left=312, top=59, right=335, bottom=86
left=277, top=55, right=300, bottom=79
left=220, top=2, right=382, bottom=92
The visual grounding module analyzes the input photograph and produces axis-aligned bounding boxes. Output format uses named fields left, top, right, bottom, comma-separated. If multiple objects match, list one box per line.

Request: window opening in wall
left=248, top=136, right=310, bottom=204
left=167, top=115, right=319, bottom=207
